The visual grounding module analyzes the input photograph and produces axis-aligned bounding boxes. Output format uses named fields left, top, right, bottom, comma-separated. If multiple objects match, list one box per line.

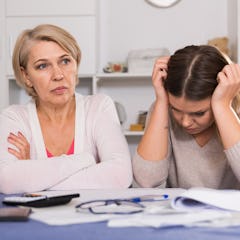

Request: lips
left=184, top=128, right=198, bottom=134
left=51, top=86, right=67, bottom=94
left=185, top=128, right=194, bottom=131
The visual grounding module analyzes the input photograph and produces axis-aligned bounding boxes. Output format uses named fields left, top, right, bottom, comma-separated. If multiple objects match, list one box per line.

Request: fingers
left=8, top=132, right=27, bottom=149
left=219, top=63, right=240, bottom=85
left=152, top=56, right=169, bottom=77
left=151, top=57, right=170, bottom=102
left=217, top=64, right=240, bottom=97
left=7, top=132, right=30, bottom=160
left=7, top=147, right=23, bottom=160
left=213, top=63, right=240, bottom=106
left=152, top=56, right=170, bottom=86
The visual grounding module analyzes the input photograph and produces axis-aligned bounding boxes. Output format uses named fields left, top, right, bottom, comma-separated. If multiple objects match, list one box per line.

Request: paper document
left=108, top=209, right=230, bottom=228
left=29, top=188, right=182, bottom=226
left=171, top=187, right=240, bottom=211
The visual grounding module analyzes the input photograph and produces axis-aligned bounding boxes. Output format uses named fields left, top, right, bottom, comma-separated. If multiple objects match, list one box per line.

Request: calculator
left=3, top=193, right=80, bottom=208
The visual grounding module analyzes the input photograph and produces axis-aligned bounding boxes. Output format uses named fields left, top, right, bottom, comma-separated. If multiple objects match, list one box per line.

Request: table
left=1, top=188, right=240, bottom=240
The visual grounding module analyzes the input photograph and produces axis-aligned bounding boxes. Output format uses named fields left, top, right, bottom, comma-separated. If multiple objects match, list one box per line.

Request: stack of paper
left=109, top=187, right=240, bottom=228
left=171, top=187, right=240, bottom=212
left=107, top=209, right=231, bottom=228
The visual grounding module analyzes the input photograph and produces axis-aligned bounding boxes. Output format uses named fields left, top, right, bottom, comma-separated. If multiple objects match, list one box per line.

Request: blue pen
left=130, top=194, right=169, bottom=203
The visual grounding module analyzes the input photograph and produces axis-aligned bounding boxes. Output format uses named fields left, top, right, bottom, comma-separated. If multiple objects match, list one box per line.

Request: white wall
left=98, top=0, right=228, bottom=71
left=0, top=1, right=8, bottom=108
left=228, top=0, right=238, bottom=61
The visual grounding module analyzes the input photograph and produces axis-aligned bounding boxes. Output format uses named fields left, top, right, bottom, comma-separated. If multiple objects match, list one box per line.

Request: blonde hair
left=12, top=24, right=81, bottom=98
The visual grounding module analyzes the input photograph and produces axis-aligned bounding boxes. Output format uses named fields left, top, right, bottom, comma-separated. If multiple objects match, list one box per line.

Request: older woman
left=0, top=24, right=132, bottom=194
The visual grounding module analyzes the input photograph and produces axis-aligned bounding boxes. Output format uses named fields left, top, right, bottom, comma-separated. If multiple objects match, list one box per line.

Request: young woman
left=133, top=45, right=240, bottom=189
left=0, top=24, right=132, bottom=194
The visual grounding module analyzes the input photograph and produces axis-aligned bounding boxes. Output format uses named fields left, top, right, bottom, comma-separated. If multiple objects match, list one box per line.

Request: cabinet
left=1, top=0, right=97, bottom=109
left=93, top=73, right=154, bottom=155
left=5, top=0, right=97, bottom=77
left=93, top=73, right=154, bottom=134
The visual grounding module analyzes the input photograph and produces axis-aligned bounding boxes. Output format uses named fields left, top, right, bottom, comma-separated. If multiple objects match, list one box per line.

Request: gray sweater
left=133, top=115, right=240, bottom=189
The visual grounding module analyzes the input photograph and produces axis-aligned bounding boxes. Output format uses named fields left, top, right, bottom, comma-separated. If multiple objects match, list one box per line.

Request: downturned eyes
left=171, top=107, right=206, bottom=117
left=192, top=111, right=205, bottom=117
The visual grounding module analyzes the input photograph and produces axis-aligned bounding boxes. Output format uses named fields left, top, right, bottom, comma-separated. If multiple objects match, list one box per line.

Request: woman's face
left=22, top=40, right=78, bottom=107
left=168, top=94, right=215, bottom=135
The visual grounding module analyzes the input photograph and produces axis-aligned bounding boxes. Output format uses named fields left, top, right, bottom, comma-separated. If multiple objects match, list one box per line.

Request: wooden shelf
left=95, top=72, right=151, bottom=79
left=124, top=130, right=144, bottom=136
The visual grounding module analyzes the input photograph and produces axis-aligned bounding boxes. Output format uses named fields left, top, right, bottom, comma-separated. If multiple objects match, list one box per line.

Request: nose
left=181, top=114, right=193, bottom=128
left=52, top=65, right=64, bottom=81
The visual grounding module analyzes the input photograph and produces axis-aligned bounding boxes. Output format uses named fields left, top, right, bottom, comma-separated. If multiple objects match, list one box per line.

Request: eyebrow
left=170, top=105, right=210, bottom=114
left=33, top=54, right=70, bottom=65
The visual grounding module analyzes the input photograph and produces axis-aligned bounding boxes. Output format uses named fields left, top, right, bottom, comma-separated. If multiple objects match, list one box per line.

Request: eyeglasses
left=75, top=194, right=168, bottom=215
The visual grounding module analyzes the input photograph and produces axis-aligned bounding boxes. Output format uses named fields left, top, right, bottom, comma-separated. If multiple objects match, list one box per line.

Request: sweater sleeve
left=0, top=96, right=132, bottom=193
left=132, top=104, right=171, bottom=188
left=132, top=152, right=169, bottom=188
left=224, top=140, right=240, bottom=181
left=50, top=95, right=133, bottom=190
left=0, top=153, right=95, bottom=194
left=0, top=106, right=97, bottom=194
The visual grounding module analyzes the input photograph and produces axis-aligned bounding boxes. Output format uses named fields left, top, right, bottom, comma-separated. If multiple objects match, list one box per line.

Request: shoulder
left=77, top=93, right=115, bottom=111
left=85, top=93, right=113, bottom=104
left=76, top=93, right=118, bottom=124
left=0, top=103, right=29, bottom=121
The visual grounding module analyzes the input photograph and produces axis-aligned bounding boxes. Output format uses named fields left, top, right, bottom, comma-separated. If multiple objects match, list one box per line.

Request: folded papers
left=109, top=188, right=240, bottom=228
left=171, top=187, right=240, bottom=212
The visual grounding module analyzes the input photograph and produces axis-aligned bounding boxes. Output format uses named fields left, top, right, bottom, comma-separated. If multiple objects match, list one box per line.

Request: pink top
left=46, top=140, right=75, bottom=157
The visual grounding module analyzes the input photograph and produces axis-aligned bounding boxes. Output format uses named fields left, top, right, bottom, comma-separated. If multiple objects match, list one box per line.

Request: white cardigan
left=0, top=93, right=132, bottom=194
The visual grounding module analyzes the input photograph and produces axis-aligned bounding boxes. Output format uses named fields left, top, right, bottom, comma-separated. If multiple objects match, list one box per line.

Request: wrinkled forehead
left=21, top=40, right=70, bottom=67
left=168, top=94, right=211, bottom=113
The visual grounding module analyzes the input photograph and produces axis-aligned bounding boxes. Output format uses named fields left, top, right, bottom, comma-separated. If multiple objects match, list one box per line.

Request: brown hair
left=164, top=45, right=240, bottom=115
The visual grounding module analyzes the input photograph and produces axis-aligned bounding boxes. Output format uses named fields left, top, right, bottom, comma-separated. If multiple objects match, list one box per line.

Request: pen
left=23, top=193, right=45, bottom=198
left=130, top=194, right=169, bottom=203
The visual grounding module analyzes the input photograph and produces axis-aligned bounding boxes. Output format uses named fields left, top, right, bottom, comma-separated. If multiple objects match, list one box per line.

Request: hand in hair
left=212, top=63, right=240, bottom=108
left=152, top=56, right=170, bottom=103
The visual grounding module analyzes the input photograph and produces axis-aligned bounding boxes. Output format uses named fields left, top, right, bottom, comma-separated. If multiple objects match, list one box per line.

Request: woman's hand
left=7, top=132, right=30, bottom=160
left=212, top=63, right=240, bottom=108
left=152, top=56, right=170, bottom=102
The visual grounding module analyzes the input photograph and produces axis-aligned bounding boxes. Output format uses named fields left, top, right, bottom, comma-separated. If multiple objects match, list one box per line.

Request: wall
left=0, top=1, right=7, bottom=108
left=98, top=0, right=228, bottom=71
left=228, top=0, right=238, bottom=61
left=0, top=0, right=232, bottom=110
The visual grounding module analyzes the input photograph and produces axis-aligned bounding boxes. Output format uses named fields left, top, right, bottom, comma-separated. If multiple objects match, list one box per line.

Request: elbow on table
left=133, top=177, right=155, bottom=188
left=0, top=168, right=18, bottom=194
left=113, top=164, right=133, bottom=188
left=133, top=174, right=166, bottom=188
left=0, top=185, right=15, bottom=194
left=119, top=169, right=133, bottom=188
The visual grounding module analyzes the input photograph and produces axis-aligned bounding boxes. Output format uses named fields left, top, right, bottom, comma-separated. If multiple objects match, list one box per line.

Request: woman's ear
left=21, top=67, right=33, bottom=87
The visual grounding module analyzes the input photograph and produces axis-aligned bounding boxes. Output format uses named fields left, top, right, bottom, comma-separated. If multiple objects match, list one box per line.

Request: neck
left=193, top=124, right=215, bottom=147
left=36, top=96, right=76, bottom=124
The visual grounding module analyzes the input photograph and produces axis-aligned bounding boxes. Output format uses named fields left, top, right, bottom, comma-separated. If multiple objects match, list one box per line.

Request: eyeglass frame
left=76, top=199, right=145, bottom=215
left=75, top=194, right=169, bottom=215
